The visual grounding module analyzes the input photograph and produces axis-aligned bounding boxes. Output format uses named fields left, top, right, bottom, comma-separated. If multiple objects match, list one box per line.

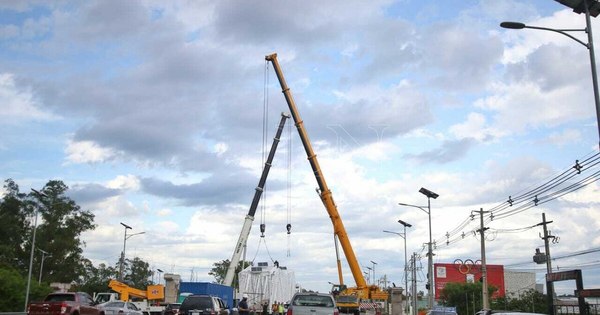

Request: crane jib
left=265, top=53, right=369, bottom=290
left=222, top=112, right=290, bottom=286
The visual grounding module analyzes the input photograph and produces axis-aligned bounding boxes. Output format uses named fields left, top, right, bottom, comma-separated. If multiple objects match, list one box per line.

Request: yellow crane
left=265, top=53, right=388, bottom=315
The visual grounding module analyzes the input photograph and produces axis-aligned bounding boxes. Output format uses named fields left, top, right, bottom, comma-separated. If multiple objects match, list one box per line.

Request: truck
left=93, top=280, right=166, bottom=315
left=27, top=292, right=103, bottom=315
left=265, top=53, right=388, bottom=315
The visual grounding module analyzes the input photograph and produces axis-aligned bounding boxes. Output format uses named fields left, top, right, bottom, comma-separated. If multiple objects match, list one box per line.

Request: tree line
left=439, top=282, right=548, bottom=315
left=0, top=179, right=154, bottom=312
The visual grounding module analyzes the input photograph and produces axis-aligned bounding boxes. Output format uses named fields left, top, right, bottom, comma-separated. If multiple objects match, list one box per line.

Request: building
left=434, top=263, right=508, bottom=299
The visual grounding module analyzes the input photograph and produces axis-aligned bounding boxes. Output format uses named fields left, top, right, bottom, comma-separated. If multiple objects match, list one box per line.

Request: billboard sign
left=434, top=262, right=505, bottom=300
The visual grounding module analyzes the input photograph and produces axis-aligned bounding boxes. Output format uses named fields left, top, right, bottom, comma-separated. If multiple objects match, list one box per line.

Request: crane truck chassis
left=265, top=53, right=388, bottom=315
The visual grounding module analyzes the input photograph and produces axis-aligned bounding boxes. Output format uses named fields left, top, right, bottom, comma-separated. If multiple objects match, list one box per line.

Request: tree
left=126, top=257, right=153, bottom=288
left=439, top=282, right=497, bottom=315
left=0, top=179, right=30, bottom=273
left=491, top=289, right=547, bottom=313
left=28, top=180, right=97, bottom=284
left=72, top=260, right=116, bottom=295
left=209, top=259, right=252, bottom=285
left=0, top=265, right=52, bottom=312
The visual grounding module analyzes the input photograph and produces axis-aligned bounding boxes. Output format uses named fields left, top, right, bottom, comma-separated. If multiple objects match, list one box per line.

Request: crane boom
left=223, top=112, right=290, bottom=286
left=265, top=53, right=367, bottom=290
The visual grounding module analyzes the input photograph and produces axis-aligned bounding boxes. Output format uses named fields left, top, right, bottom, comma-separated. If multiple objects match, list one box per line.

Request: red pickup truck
left=27, top=292, right=104, bottom=315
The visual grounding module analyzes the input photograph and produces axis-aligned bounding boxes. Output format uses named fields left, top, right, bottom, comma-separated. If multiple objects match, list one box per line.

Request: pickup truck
left=28, top=292, right=104, bottom=315
left=286, top=292, right=338, bottom=315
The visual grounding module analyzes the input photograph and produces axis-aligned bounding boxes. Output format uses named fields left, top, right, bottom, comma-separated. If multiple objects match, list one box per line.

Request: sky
left=2, top=0, right=600, bottom=298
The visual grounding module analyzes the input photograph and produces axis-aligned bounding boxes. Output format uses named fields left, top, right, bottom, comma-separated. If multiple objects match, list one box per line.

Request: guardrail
left=0, top=312, right=27, bottom=315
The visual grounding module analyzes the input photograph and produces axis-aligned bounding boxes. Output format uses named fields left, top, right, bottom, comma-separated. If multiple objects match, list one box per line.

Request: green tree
left=0, top=265, right=52, bottom=312
left=72, top=260, right=116, bottom=295
left=439, top=282, right=497, bottom=315
left=209, top=259, right=252, bottom=285
left=28, top=180, right=97, bottom=284
left=126, top=257, right=153, bottom=288
left=0, top=179, right=30, bottom=272
left=491, top=289, right=547, bottom=314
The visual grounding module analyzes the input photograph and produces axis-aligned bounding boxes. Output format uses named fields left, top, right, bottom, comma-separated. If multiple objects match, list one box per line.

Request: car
left=98, top=301, right=143, bottom=315
left=286, top=292, right=338, bottom=315
left=476, top=310, right=546, bottom=315
left=426, top=308, right=457, bottom=315
left=163, top=303, right=182, bottom=315
left=427, top=310, right=457, bottom=315
left=179, top=295, right=229, bottom=315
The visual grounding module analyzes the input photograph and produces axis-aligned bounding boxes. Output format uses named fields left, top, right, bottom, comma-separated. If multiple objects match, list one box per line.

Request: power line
left=433, top=150, right=600, bottom=249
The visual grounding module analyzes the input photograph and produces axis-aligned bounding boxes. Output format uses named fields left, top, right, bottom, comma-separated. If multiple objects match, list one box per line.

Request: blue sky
left=1, top=0, right=600, bottom=298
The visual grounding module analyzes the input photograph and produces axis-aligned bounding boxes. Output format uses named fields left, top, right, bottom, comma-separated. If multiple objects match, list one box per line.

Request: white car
left=98, top=301, right=144, bottom=315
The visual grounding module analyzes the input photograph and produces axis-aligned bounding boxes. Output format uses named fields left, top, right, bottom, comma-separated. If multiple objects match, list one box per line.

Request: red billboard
left=434, top=262, right=505, bottom=300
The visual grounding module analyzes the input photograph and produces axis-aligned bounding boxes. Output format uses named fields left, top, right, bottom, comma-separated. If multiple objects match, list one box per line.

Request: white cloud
left=475, top=82, right=589, bottom=134
left=449, top=112, right=504, bottom=141
left=107, top=175, right=140, bottom=190
left=546, top=129, right=581, bottom=146
left=0, top=73, right=56, bottom=122
left=65, top=139, right=117, bottom=164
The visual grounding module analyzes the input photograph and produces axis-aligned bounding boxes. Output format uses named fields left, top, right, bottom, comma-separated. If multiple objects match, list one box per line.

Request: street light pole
left=157, top=268, right=164, bottom=285
left=399, top=187, right=439, bottom=309
left=25, top=189, right=46, bottom=312
left=398, top=220, right=412, bottom=314
left=501, top=4, right=600, bottom=149
left=370, top=261, right=378, bottom=286
left=119, top=222, right=132, bottom=281
left=38, top=249, right=51, bottom=284
left=384, top=219, right=412, bottom=315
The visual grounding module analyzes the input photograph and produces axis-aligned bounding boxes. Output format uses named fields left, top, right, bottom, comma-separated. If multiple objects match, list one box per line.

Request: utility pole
left=474, top=208, right=490, bottom=310
left=410, top=253, right=417, bottom=315
left=537, top=213, right=555, bottom=315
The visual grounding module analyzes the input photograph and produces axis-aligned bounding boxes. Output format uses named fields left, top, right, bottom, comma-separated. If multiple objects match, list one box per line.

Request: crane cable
left=260, top=60, right=270, bottom=237
left=286, top=114, right=293, bottom=257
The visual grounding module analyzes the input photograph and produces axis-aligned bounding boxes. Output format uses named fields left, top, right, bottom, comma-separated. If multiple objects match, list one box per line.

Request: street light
left=370, top=261, right=377, bottom=286
left=501, top=1, right=600, bottom=149
left=38, top=248, right=51, bottom=284
left=119, top=222, right=145, bottom=281
left=157, top=268, right=164, bottom=285
left=25, top=189, right=46, bottom=311
left=384, top=219, right=412, bottom=314
left=399, top=187, right=439, bottom=309
left=365, top=267, right=372, bottom=284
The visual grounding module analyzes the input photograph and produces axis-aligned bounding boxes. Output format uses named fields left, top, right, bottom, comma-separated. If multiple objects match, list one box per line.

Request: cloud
left=449, top=112, right=501, bottom=141
left=139, top=173, right=287, bottom=207
left=69, top=183, right=123, bottom=204
left=0, top=73, right=56, bottom=123
left=65, top=139, right=117, bottom=164
left=544, top=129, right=582, bottom=146
left=421, top=23, right=504, bottom=91
left=404, top=138, right=476, bottom=164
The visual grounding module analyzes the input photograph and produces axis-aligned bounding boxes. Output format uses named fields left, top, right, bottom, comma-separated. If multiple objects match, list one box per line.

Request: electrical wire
left=432, top=150, right=600, bottom=249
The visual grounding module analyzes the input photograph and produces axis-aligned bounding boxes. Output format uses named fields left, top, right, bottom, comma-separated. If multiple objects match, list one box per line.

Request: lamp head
left=120, top=222, right=132, bottom=229
left=419, top=187, right=439, bottom=199
left=398, top=219, right=412, bottom=228
left=500, top=21, right=526, bottom=29
left=157, top=268, right=163, bottom=272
